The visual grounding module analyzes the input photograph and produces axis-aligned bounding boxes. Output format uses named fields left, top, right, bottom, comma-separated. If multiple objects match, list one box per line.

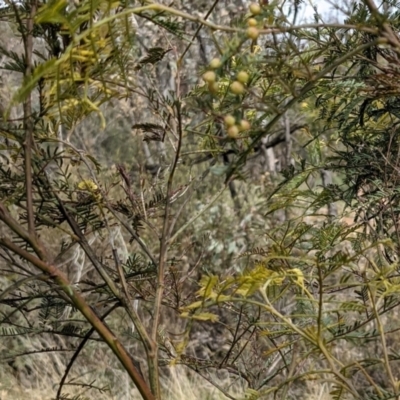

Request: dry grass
left=0, top=366, right=335, bottom=400
left=0, top=364, right=243, bottom=400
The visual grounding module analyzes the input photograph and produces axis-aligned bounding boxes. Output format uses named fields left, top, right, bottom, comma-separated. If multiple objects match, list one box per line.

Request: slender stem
left=0, top=273, right=47, bottom=301
left=178, top=0, right=220, bottom=66
left=353, top=360, right=384, bottom=398
left=150, top=101, right=183, bottom=397
left=23, top=0, right=36, bottom=235
left=0, top=203, right=47, bottom=260
left=169, top=183, right=227, bottom=246
left=56, top=303, right=119, bottom=399
left=251, top=293, right=361, bottom=398
left=317, top=263, right=323, bottom=340
left=112, top=247, right=158, bottom=391
left=368, top=282, right=398, bottom=395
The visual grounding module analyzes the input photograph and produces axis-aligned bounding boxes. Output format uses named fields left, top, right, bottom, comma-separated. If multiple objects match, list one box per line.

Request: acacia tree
left=1, top=0, right=400, bottom=399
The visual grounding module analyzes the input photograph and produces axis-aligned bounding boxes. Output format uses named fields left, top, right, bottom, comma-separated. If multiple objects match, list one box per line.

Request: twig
left=0, top=273, right=47, bottom=301
left=23, top=0, right=37, bottom=235
left=56, top=303, right=119, bottom=399
left=178, top=0, right=220, bottom=66
left=150, top=100, right=183, bottom=397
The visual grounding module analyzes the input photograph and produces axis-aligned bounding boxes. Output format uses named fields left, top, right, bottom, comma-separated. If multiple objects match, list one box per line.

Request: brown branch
left=54, top=193, right=157, bottom=392
left=0, top=236, right=155, bottom=400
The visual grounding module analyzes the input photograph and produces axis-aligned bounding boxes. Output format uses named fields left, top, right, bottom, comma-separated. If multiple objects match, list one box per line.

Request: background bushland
left=2, top=1, right=400, bottom=399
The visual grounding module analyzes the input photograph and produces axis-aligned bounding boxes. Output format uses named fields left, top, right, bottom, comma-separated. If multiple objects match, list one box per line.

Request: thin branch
left=367, top=282, right=398, bottom=396
left=23, top=0, right=37, bottom=235
left=150, top=100, right=184, bottom=397
left=178, top=0, right=220, bottom=66
left=0, top=273, right=47, bottom=301
left=1, top=348, right=76, bottom=364
left=0, top=203, right=47, bottom=261
left=110, top=245, right=157, bottom=382
left=169, top=183, right=227, bottom=246
left=284, top=112, right=292, bottom=167
left=57, top=202, right=120, bottom=295
left=56, top=303, right=119, bottom=399
left=152, top=101, right=183, bottom=335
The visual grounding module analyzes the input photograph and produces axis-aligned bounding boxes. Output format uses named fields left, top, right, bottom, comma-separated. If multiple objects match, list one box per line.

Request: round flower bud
left=247, top=27, right=260, bottom=40
left=202, top=71, right=216, bottom=83
left=230, top=81, right=245, bottom=95
left=209, top=58, right=222, bottom=69
left=249, top=3, right=261, bottom=15
left=239, top=119, right=251, bottom=131
left=224, top=115, right=236, bottom=127
left=247, top=18, right=258, bottom=27
left=237, top=71, right=249, bottom=84
left=227, top=125, right=240, bottom=139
